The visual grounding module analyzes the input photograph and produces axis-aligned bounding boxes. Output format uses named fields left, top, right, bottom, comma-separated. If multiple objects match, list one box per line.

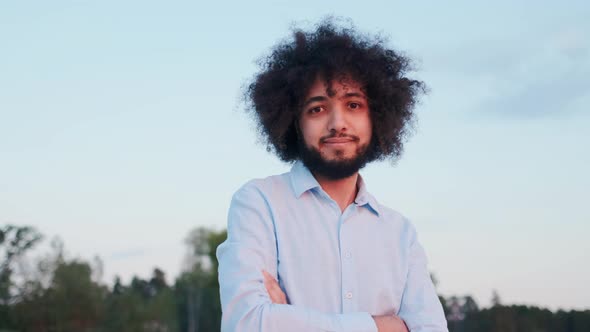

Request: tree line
left=1, top=224, right=588, bottom=332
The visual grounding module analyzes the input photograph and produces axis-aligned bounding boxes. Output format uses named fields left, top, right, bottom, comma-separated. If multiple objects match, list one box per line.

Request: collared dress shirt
left=217, top=161, right=448, bottom=332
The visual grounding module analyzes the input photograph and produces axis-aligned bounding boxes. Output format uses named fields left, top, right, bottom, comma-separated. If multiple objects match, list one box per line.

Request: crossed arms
left=262, top=269, right=409, bottom=332
left=216, top=184, right=449, bottom=332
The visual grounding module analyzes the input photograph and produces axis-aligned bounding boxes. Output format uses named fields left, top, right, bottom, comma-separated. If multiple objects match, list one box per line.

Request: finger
left=262, top=269, right=275, bottom=282
left=262, top=270, right=276, bottom=292
left=261, top=270, right=287, bottom=304
left=262, top=270, right=281, bottom=290
left=261, top=270, right=279, bottom=294
left=268, top=289, right=282, bottom=303
left=266, top=283, right=283, bottom=303
left=268, top=281, right=286, bottom=304
left=266, top=278, right=281, bottom=294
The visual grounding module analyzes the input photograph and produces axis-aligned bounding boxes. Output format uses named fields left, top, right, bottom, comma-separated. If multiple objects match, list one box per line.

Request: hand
left=372, top=315, right=409, bottom=332
left=262, top=269, right=288, bottom=304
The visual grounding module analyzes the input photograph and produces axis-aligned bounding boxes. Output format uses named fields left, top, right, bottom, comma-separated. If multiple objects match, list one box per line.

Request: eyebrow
left=342, top=92, right=366, bottom=99
left=303, top=92, right=366, bottom=107
left=303, top=96, right=328, bottom=107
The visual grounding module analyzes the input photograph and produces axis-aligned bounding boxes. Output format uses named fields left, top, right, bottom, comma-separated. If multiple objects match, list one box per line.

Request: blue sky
left=1, top=0, right=589, bottom=310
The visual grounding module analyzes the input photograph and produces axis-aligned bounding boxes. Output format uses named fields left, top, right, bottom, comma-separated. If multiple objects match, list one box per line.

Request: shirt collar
left=354, top=175, right=381, bottom=216
left=289, top=161, right=321, bottom=198
left=289, top=161, right=381, bottom=216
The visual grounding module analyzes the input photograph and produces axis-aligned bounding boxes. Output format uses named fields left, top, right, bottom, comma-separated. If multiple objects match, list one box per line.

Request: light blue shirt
left=217, top=161, right=448, bottom=331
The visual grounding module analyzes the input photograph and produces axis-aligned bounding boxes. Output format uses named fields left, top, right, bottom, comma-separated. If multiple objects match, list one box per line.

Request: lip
left=322, top=137, right=356, bottom=144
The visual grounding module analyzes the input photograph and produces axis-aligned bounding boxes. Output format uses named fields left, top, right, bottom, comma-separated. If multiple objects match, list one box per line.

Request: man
left=217, top=20, right=448, bottom=332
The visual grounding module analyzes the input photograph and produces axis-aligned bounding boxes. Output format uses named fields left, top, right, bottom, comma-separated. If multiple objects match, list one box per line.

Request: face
left=298, top=76, right=373, bottom=179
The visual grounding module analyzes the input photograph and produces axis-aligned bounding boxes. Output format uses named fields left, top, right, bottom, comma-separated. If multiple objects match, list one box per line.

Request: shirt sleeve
left=216, top=182, right=377, bottom=332
left=397, top=224, right=449, bottom=332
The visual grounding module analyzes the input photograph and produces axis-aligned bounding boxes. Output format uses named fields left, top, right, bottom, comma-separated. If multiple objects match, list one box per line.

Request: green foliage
left=33, top=261, right=106, bottom=331
left=0, top=225, right=42, bottom=266
left=444, top=293, right=590, bottom=332
left=2, top=224, right=590, bottom=332
left=175, top=227, right=226, bottom=332
left=103, top=269, right=179, bottom=332
left=0, top=225, right=43, bottom=306
left=2, top=226, right=227, bottom=332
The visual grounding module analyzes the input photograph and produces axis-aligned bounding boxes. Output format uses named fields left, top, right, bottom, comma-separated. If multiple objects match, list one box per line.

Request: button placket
left=339, top=213, right=356, bottom=312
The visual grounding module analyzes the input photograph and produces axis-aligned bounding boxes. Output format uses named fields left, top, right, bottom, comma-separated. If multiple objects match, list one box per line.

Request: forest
left=1, top=224, right=588, bottom=332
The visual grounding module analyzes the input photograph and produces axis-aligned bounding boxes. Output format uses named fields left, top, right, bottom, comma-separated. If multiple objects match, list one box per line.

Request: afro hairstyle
left=245, top=19, right=426, bottom=163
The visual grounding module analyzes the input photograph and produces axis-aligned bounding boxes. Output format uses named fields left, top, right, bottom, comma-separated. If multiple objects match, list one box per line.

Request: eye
left=308, top=106, right=324, bottom=114
left=348, top=102, right=362, bottom=110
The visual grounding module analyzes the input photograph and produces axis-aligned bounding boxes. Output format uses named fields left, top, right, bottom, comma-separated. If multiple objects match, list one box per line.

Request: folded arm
left=396, top=224, right=449, bottom=332
left=216, top=183, right=377, bottom=332
left=263, top=269, right=409, bottom=332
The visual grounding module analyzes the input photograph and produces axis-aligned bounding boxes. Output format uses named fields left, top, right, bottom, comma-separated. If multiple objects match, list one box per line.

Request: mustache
left=319, top=132, right=360, bottom=143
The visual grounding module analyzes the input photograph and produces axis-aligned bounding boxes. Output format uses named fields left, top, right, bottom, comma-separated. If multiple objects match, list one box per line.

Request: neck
left=312, top=171, right=359, bottom=212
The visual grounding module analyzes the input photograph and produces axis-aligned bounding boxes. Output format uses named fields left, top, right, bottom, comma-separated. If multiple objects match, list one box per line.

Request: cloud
left=478, top=68, right=590, bottom=118
left=426, top=26, right=590, bottom=118
left=552, top=27, right=589, bottom=61
left=477, top=39, right=590, bottom=118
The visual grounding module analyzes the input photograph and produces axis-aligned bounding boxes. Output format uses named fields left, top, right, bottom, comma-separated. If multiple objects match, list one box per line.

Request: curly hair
left=246, top=19, right=425, bottom=163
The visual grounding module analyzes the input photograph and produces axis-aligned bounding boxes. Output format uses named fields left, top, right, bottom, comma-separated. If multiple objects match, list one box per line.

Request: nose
left=327, top=105, right=347, bottom=133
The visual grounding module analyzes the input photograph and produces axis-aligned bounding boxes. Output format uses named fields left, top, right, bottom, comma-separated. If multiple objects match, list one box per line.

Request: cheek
left=303, top=130, right=320, bottom=147
left=359, top=116, right=373, bottom=141
left=299, top=120, right=323, bottom=143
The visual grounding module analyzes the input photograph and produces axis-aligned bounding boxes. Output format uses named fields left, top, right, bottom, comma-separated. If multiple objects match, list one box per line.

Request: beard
left=298, top=137, right=373, bottom=180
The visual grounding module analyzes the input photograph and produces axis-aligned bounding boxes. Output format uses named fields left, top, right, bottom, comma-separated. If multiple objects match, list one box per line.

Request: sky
left=1, top=0, right=589, bottom=311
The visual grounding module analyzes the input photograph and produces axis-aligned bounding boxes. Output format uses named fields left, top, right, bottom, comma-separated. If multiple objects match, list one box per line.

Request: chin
left=326, top=152, right=358, bottom=161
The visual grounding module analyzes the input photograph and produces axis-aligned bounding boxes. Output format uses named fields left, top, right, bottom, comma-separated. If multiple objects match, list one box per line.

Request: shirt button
left=345, top=292, right=353, bottom=299
left=345, top=252, right=352, bottom=259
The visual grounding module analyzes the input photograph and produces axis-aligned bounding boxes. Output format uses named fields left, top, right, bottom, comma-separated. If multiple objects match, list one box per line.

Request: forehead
left=306, top=75, right=365, bottom=98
